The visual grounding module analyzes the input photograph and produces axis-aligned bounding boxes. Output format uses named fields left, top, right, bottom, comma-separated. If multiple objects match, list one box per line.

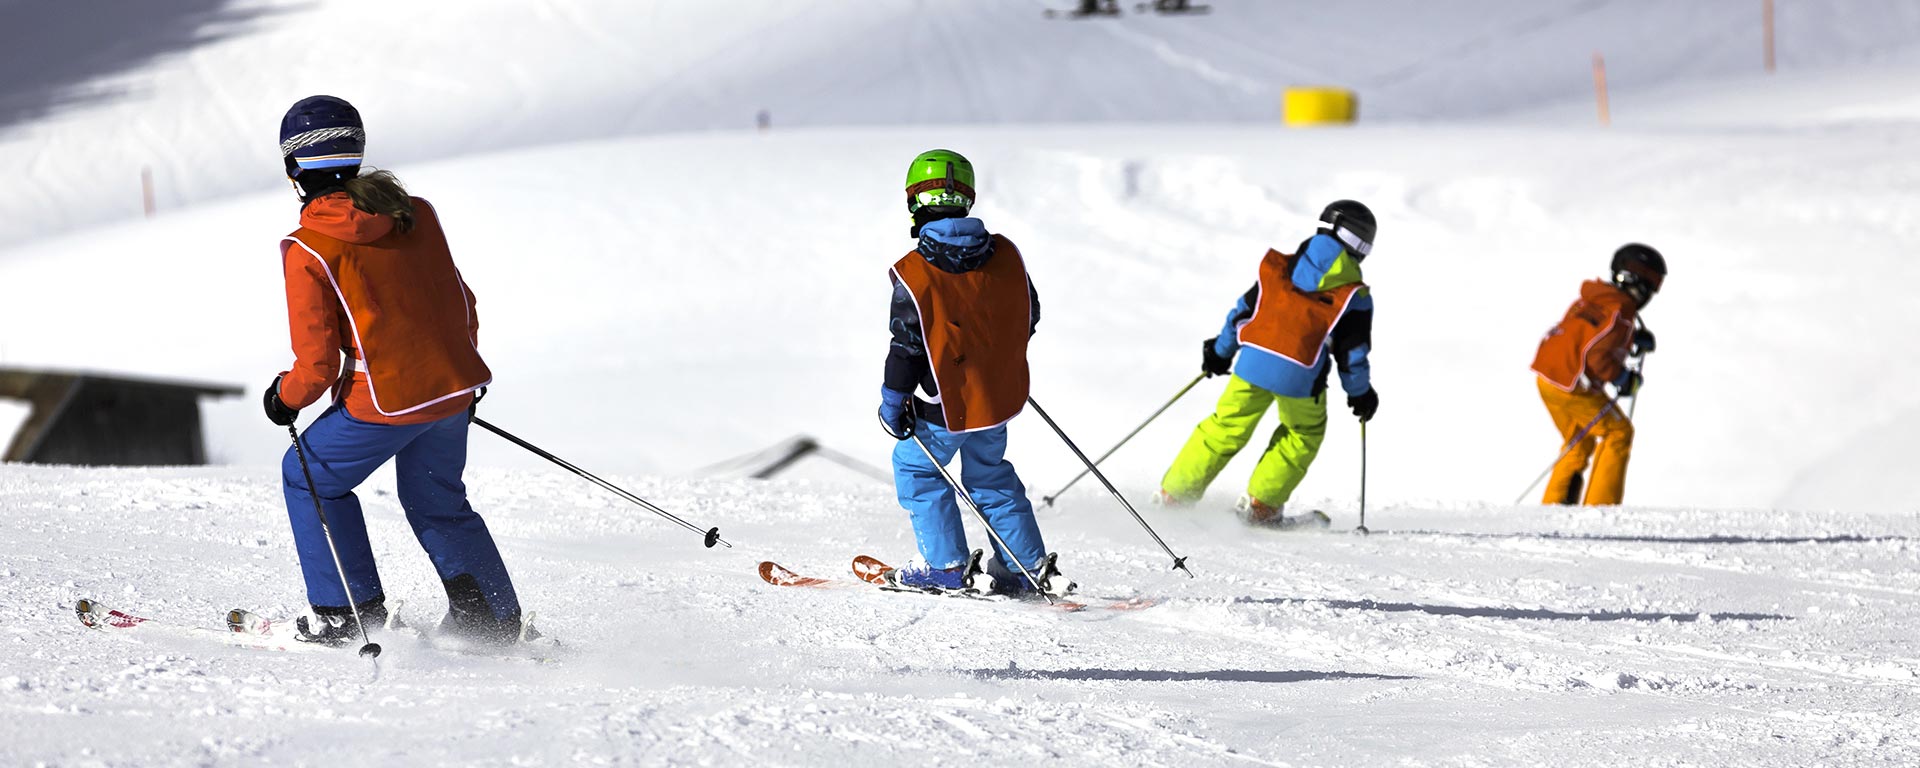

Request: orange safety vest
left=281, top=201, right=491, bottom=417
left=1236, top=249, right=1363, bottom=367
left=1532, top=279, right=1635, bottom=392
left=890, top=235, right=1031, bottom=433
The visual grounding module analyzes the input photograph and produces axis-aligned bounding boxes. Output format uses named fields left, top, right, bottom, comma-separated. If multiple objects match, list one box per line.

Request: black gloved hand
left=1631, top=328, right=1656, bottom=356
left=469, top=385, right=487, bottom=417
left=1614, top=369, right=1643, bottom=398
left=1201, top=337, right=1233, bottom=377
left=1348, top=388, right=1379, bottom=422
left=263, top=375, right=299, bottom=426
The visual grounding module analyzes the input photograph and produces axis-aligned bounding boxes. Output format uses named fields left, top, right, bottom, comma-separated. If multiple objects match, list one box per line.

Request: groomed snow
left=3, top=465, right=1917, bottom=766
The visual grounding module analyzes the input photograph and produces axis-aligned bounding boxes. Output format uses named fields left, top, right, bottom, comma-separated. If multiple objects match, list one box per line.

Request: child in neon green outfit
left=1159, top=200, right=1381, bottom=527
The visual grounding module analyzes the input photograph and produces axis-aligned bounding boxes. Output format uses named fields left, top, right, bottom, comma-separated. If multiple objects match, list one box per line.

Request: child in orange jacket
left=265, top=96, right=521, bottom=646
left=1530, top=243, right=1666, bottom=505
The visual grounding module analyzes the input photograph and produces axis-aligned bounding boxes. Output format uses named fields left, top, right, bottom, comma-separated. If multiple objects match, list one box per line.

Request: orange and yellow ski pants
left=1537, top=376, right=1634, bottom=505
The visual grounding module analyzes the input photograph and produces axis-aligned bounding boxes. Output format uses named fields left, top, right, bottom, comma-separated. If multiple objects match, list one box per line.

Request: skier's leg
left=1537, top=378, right=1601, bottom=505
left=394, top=410, right=521, bottom=622
left=893, top=422, right=968, bottom=569
left=1160, top=375, right=1274, bottom=503
left=282, top=406, right=421, bottom=610
left=956, top=424, right=1045, bottom=577
left=1581, top=409, right=1636, bottom=505
left=1245, top=391, right=1329, bottom=508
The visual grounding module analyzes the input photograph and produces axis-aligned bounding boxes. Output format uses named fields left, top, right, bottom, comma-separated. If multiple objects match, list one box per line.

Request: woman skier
left=1530, top=243, right=1665, bottom=505
left=1156, top=200, right=1380, bottom=528
left=265, top=95, right=523, bottom=645
left=876, top=149, right=1067, bottom=596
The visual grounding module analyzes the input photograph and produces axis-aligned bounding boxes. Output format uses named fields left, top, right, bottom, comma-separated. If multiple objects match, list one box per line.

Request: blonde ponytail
left=343, top=169, right=415, bottom=233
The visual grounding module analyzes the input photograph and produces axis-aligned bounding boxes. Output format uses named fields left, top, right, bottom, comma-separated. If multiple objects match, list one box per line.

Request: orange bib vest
left=890, top=235, right=1031, bottom=433
left=1531, top=280, right=1634, bottom=393
left=1236, top=249, right=1363, bottom=367
left=281, top=202, right=491, bottom=417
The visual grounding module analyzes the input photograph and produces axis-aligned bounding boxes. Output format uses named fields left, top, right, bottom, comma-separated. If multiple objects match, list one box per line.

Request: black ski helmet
left=1320, top=199, right=1376, bottom=259
left=279, top=96, right=364, bottom=200
left=1610, top=242, right=1666, bottom=306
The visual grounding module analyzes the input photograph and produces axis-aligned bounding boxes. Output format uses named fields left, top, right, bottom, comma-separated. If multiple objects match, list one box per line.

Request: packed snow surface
left=3, top=464, right=1917, bottom=766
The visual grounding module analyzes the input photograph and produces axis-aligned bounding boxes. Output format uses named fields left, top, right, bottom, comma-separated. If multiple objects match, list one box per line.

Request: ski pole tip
left=358, top=642, right=382, bottom=659
left=1172, top=557, right=1194, bottom=578
left=1041, top=496, right=1055, bottom=507
left=704, top=527, right=723, bottom=548
left=1354, top=525, right=1371, bottom=536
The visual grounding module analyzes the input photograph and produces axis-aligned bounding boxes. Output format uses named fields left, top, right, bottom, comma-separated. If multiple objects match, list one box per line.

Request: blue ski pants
left=282, top=405, right=519, bottom=618
left=891, top=422, right=1045, bottom=573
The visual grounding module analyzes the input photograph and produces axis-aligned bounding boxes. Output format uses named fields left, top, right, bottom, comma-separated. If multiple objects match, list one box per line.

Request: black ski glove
left=1348, top=388, right=1379, bottom=422
left=1201, top=337, right=1233, bottom=377
left=1613, top=369, right=1643, bottom=398
left=1631, top=328, right=1656, bottom=356
left=469, top=386, right=487, bottom=417
left=263, top=375, right=299, bottom=426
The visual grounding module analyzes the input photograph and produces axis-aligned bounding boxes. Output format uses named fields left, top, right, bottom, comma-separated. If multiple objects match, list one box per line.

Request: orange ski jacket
left=278, top=193, right=488, bottom=425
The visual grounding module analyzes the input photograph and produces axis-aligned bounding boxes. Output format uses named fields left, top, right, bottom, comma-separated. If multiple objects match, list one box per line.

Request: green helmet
left=905, top=149, right=975, bottom=213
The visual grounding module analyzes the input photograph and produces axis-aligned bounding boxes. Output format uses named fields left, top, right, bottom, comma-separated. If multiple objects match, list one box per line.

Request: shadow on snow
left=1382, top=530, right=1910, bottom=546
left=964, top=667, right=1415, bottom=684
left=0, top=0, right=291, bottom=133
left=1238, top=596, right=1790, bottom=623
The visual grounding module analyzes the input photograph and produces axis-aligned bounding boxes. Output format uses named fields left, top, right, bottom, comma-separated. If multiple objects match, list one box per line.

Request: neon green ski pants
left=1160, top=375, right=1327, bottom=508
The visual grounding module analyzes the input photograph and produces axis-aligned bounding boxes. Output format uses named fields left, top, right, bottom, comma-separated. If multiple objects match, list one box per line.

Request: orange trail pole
left=1763, top=0, right=1776, bottom=73
left=141, top=167, right=156, bottom=218
left=1592, top=51, right=1610, bottom=126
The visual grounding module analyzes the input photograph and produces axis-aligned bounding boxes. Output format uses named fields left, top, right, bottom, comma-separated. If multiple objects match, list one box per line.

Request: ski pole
left=1026, top=397, right=1194, bottom=578
left=286, top=424, right=382, bottom=660
left=909, top=432, right=1055, bottom=605
left=1627, top=317, right=1650, bottom=420
left=1041, top=373, right=1205, bottom=507
left=1355, top=420, right=1369, bottom=535
left=1627, top=354, right=1647, bottom=421
left=471, top=417, right=729, bottom=548
left=1513, top=391, right=1625, bottom=505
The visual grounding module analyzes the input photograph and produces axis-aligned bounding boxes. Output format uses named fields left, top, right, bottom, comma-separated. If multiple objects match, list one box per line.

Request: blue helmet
left=279, top=95, right=364, bottom=176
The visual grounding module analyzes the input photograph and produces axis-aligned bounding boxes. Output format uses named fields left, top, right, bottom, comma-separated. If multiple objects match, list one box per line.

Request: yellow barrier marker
left=1283, top=87, right=1357, bottom=127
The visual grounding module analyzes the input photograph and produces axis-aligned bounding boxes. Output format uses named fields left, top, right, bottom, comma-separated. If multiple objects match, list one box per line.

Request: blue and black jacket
left=884, top=217, right=1040, bottom=428
left=1214, top=232, right=1373, bottom=399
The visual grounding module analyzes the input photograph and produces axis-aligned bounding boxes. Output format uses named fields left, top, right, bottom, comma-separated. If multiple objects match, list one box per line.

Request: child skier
left=265, top=95, right=523, bottom=645
left=876, top=149, right=1066, bottom=596
left=1156, top=200, right=1380, bottom=527
left=1530, top=243, right=1665, bottom=505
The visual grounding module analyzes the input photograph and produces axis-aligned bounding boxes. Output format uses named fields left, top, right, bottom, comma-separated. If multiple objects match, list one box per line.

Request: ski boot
left=294, top=597, right=387, bottom=647
left=438, top=574, right=525, bottom=646
left=1235, top=495, right=1330, bottom=530
left=1150, top=489, right=1192, bottom=508
left=988, top=552, right=1076, bottom=599
left=885, top=550, right=981, bottom=593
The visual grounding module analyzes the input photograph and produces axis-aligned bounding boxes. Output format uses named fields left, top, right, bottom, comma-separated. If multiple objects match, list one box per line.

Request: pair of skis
left=74, top=598, right=549, bottom=659
left=757, top=556, right=1156, bottom=614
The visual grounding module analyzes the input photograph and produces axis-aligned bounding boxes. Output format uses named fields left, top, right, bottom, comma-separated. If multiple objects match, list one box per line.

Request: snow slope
left=7, top=0, right=1920, bottom=244
left=2, top=465, right=1916, bottom=766
left=1, top=118, right=1913, bottom=511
